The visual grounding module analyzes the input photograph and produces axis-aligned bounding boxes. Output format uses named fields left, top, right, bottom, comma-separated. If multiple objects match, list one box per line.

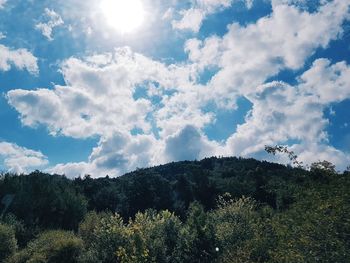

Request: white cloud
left=49, top=132, right=160, bottom=178
left=7, top=0, right=350, bottom=176
left=185, top=0, right=350, bottom=106
left=35, top=8, right=64, bottom=41
left=299, top=58, right=350, bottom=104
left=7, top=47, right=214, bottom=176
left=291, top=143, right=350, bottom=171
left=47, top=162, right=91, bottom=178
left=0, top=0, right=7, bottom=9
left=0, top=32, right=5, bottom=39
left=185, top=36, right=221, bottom=71
left=0, top=142, right=48, bottom=174
left=0, top=44, right=38, bottom=74
left=178, top=0, right=350, bottom=168
left=48, top=126, right=220, bottom=178
left=225, top=81, right=326, bottom=155
left=7, top=48, right=199, bottom=139
left=225, top=58, right=350, bottom=170
left=172, top=0, right=253, bottom=32
left=172, top=8, right=205, bottom=32
left=164, top=125, right=219, bottom=162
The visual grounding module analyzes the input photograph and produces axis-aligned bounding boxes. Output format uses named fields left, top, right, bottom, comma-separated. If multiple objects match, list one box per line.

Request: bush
left=7, top=230, right=83, bottom=263
left=117, top=210, right=182, bottom=263
left=212, top=195, right=272, bottom=263
left=269, top=177, right=350, bottom=262
left=175, top=202, right=218, bottom=263
left=79, top=210, right=184, bottom=263
left=1, top=213, right=31, bottom=248
left=78, top=212, right=126, bottom=263
left=0, top=223, right=17, bottom=262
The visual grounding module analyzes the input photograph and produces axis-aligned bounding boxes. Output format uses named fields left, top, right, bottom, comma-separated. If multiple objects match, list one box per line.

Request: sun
left=100, top=0, right=145, bottom=33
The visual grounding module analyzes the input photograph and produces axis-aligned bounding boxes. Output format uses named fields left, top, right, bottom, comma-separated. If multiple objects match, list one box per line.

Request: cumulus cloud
left=225, top=59, right=350, bottom=170
left=7, top=47, right=214, bottom=176
left=0, top=142, right=48, bottom=173
left=47, top=162, right=91, bottom=179
left=0, top=32, right=5, bottom=39
left=291, top=143, right=350, bottom=171
left=35, top=8, right=64, bottom=41
left=172, top=0, right=253, bottom=32
left=172, top=8, right=206, bottom=32
left=49, top=132, right=160, bottom=178
left=7, top=48, right=200, bottom=139
left=186, top=0, right=350, bottom=103
left=7, top=0, right=350, bottom=176
left=165, top=125, right=219, bottom=162
left=175, top=0, right=350, bottom=169
left=299, top=59, right=350, bottom=104
left=0, top=45, right=38, bottom=74
left=49, top=127, right=220, bottom=178
left=225, top=81, right=326, bottom=155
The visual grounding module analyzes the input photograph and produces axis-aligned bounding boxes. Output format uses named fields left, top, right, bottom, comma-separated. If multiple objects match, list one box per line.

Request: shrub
left=7, top=230, right=83, bottom=263
left=0, top=223, right=17, bottom=262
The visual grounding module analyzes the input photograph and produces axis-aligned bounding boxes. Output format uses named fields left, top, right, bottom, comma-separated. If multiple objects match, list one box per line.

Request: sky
left=0, top=0, right=350, bottom=177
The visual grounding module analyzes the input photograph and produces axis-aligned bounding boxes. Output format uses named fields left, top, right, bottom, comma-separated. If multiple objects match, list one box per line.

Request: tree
left=1, top=213, right=28, bottom=248
left=175, top=202, right=218, bottom=263
left=7, top=230, right=83, bottom=263
left=0, top=172, right=88, bottom=231
left=212, top=195, right=272, bottom=263
left=117, top=210, right=182, bottom=263
left=265, top=145, right=303, bottom=168
left=310, top=160, right=336, bottom=174
left=79, top=212, right=126, bottom=263
left=0, top=223, right=17, bottom=262
left=269, top=176, right=350, bottom=262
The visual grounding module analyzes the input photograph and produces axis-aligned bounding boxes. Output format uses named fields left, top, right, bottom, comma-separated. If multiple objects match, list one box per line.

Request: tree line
left=0, top=156, right=349, bottom=262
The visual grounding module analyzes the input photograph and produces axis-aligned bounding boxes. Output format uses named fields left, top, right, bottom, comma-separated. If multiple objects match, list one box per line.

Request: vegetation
left=7, top=230, right=83, bottom=263
left=0, top=154, right=349, bottom=262
left=0, top=223, right=17, bottom=262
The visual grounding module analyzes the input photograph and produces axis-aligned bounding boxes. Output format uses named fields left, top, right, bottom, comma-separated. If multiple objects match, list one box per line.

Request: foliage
left=310, top=160, right=337, bottom=174
left=116, top=210, right=183, bottom=263
left=269, top=176, right=350, bottom=262
left=1, top=213, right=28, bottom=247
left=175, top=202, right=218, bottom=263
left=78, top=212, right=126, bottom=263
left=264, top=145, right=303, bottom=168
left=212, top=195, right=273, bottom=263
left=7, top=230, right=83, bottom=263
left=0, top=156, right=349, bottom=262
left=0, top=223, right=17, bottom=262
left=0, top=171, right=88, bottom=231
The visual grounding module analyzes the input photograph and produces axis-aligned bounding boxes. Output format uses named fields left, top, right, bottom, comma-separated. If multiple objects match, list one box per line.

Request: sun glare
left=101, top=0, right=145, bottom=33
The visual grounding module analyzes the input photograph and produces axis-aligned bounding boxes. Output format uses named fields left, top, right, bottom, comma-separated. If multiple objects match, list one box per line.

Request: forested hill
left=1, top=156, right=349, bottom=262
left=75, top=156, right=303, bottom=218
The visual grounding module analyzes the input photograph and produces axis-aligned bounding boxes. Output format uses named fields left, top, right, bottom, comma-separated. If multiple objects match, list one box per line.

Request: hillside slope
left=0, top=156, right=349, bottom=262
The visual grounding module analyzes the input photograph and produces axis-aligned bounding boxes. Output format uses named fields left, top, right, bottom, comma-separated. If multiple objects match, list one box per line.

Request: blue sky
left=0, top=0, right=350, bottom=177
